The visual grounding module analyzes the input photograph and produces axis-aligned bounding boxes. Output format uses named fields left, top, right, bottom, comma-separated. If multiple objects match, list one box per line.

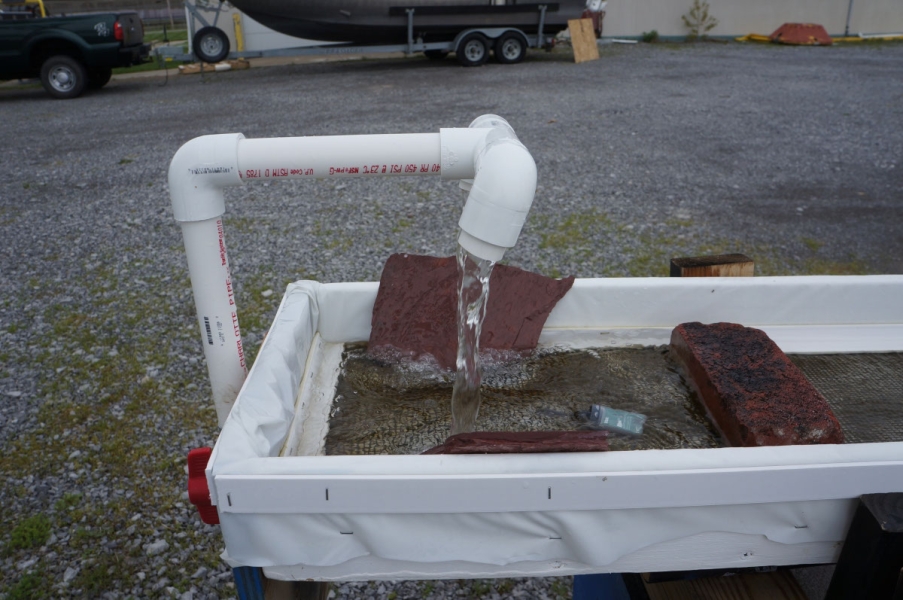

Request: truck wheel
left=39, top=55, right=87, bottom=99
left=193, top=26, right=230, bottom=63
left=88, top=67, right=113, bottom=89
left=456, top=33, right=489, bottom=67
left=494, top=32, right=527, bottom=64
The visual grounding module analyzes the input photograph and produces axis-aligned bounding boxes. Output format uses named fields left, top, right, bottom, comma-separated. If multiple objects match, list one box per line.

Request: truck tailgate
left=118, top=12, right=144, bottom=47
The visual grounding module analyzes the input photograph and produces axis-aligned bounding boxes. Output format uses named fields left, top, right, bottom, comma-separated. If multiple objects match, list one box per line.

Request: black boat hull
left=231, top=0, right=588, bottom=44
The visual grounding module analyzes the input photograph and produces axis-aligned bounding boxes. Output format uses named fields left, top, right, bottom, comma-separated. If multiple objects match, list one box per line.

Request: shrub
left=682, top=0, right=718, bottom=40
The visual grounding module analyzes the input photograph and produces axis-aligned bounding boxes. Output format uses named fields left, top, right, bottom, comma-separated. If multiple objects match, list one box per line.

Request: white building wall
left=602, top=0, right=903, bottom=38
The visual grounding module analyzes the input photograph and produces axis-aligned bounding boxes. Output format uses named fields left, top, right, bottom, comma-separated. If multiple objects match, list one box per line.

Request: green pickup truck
left=0, top=6, right=150, bottom=99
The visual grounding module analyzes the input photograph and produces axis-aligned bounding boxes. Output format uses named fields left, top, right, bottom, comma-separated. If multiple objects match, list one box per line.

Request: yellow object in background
left=233, top=13, right=244, bottom=52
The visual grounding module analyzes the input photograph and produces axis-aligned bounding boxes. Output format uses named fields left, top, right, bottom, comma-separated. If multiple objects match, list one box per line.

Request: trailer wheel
left=456, top=33, right=489, bottom=67
left=193, top=26, right=230, bottom=63
left=494, top=32, right=527, bottom=64
left=39, top=55, right=87, bottom=99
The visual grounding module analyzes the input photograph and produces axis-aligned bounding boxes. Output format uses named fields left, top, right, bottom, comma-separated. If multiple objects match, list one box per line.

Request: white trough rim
left=209, top=274, right=903, bottom=515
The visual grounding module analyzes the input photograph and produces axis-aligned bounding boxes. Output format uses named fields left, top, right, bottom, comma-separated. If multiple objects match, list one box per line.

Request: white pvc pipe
left=236, top=134, right=442, bottom=181
left=181, top=217, right=247, bottom=425
left=169, top=118, right=536, bottom=426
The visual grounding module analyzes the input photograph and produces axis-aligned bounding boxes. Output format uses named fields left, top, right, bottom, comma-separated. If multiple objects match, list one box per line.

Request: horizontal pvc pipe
left=170, top=119, right=537, bottom=427
left=181, top=217, right=247, bottom=426
left=236, top=133, right=443, bottom=182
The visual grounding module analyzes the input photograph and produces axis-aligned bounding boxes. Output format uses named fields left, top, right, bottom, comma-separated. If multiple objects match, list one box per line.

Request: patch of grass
left=537, top=210, right=614, bottom=251
left=471, top=580, right=492, bottom=595
left=549, top=578, right=572, bottom=599
left=143, top=28, right=189, bottom=44
left=6, top=514, right=51, bottom=554
left=54, top=492, right=82, bottom=513
left=392, top=217, right=412, bottom=233
left=799, top=257, right=873, bottom=275
left=7, top=570, right=51, bottom=600
left=74, top=554, right=127, bottom=596
left=802, top=237, right=823, bottom=252
left=118, top=158, right=134, bottom=165
left=223, top=216, right=256, bottom=234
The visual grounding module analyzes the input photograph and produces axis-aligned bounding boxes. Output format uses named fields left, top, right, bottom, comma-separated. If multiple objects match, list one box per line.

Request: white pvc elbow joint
left=169, top=133, right=245, bottom=222
left=442, top=115, right=537, bottom=263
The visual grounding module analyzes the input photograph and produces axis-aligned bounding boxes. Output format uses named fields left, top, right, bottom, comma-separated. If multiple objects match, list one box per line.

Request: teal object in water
left=589, top=405, right=647, bottom=436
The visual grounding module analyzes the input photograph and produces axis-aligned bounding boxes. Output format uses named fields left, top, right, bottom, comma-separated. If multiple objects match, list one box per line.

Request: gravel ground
left=1, top=41, right=901, bottom=599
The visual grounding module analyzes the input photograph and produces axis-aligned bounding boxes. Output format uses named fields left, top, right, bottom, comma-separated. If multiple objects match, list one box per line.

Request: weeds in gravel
left=549, top=577, right=572, bottom=599
left=7, top=570, right=50, bottom=600
left=530, top=208, right=876, bottom=279
left=54, top=492, right=82, bottom=513
left=0, top=255, right=226, bottom=596
left=5, top=514, right=51, bottom=554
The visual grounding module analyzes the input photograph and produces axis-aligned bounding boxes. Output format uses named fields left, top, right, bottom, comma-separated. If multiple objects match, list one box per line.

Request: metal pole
left=845, top=0, right=855, bottom=37
left=406, top=9, right=415, bottom=55
left=537, top=5, right=547, bottom=48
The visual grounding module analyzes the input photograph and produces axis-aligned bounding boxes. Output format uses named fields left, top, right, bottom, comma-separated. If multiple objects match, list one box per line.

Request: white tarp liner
left=207, top=276, right=903, bottom=578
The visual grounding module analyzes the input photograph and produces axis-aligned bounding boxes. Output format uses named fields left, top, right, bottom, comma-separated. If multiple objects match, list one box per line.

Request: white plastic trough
left=169, top=117, right=903, bottom=581
left=210, top=275, right=903, bottom=581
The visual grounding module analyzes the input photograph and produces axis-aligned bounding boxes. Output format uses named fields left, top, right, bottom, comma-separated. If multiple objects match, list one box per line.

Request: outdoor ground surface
left=0, top=42, right=901, bottom=599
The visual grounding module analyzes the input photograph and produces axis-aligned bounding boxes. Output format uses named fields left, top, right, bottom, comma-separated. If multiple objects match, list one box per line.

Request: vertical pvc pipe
left=181, top=217, right=247, bottom=426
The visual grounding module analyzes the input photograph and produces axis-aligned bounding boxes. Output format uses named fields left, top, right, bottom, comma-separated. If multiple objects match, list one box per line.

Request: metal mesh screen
left=790, top=353, right=903, bottom=444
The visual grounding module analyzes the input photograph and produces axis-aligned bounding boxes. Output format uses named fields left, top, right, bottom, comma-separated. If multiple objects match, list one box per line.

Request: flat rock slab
left=422, top=430, right=609, bottom=454
left=671, top=322, right=844, bottom=446
left=368, top=253, right=574, bottom=370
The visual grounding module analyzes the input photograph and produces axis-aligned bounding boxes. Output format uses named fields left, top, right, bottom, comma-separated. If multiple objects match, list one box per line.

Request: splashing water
left=450, top=244, right=495, bottom=435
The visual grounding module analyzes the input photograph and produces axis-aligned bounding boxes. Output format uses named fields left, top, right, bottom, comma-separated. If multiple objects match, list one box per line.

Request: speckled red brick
left=368, top=253, right=574, bottom=370
left=671, top=322, right=844, bottom=447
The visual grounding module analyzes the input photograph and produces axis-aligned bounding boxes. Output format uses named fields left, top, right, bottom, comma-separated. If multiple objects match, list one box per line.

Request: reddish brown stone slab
left=422, top=430, right=609, bottom=454
left=368, top=253, right=575, bottom=370
left=671, top=322, right=844, bottom=447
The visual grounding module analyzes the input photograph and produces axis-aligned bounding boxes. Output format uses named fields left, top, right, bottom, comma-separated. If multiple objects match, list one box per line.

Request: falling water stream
left=450, top=244, right=495, bottom=435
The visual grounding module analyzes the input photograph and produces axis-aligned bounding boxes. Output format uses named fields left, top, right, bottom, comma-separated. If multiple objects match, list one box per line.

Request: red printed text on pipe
left=217, top=219, right=227, bottom=266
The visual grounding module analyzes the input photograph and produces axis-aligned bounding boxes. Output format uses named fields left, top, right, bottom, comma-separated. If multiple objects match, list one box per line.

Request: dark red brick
left=368, top=253, right=574, bottom=370
left=671, top=322, right=844, bottom=447
left=422, top=430, right=609, bottom=454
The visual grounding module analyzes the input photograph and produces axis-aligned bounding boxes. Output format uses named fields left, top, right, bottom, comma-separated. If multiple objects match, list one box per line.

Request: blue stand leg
left=573, top=573, right=632, bottom=600
left=233, top=566, right=266, bottom=600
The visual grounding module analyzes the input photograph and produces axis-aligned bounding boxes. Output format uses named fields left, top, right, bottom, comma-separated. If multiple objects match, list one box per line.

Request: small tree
left=682, top=0, right=718, bottom=40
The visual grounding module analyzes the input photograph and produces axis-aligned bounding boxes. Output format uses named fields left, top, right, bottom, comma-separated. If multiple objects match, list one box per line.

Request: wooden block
left=178, top=60, right=249, bottom=76
left=568, top=18, right=600, bottom=63
left=644, top=569, right=807, bottom=599
left=826, top=493, right=903, bottom=600
left=670, top=253, right=754, bottom=277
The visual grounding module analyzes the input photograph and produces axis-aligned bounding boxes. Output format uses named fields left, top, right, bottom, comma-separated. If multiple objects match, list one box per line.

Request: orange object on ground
left=770, top=23, right=833, bottom=45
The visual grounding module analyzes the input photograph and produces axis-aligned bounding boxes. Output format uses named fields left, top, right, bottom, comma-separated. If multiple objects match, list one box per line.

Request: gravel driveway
left=1, top=41, right=901, bottom=599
